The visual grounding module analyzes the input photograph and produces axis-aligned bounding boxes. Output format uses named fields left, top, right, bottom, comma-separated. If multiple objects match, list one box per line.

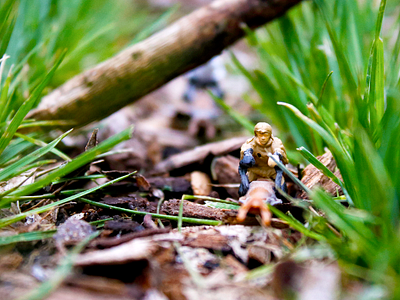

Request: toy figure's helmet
left=254, top=122, right=272, bottom=135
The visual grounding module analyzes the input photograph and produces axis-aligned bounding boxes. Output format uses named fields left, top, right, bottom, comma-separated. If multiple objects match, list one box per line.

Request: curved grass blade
left=14, top=132, right=71, bottom=161
left=3, top=126, right=133, bottom=203
left=317, top=71, right=333, bottom=107
left=0, top=229, right=57, bottom=246
left=267, top=153, right=310, bottom=194
left=0, top=172, right=136, bottom=228
left=16, top=120, right=76, bottom=129
left=204, top=201, right=240, bottom=210
left=0, top=218, right=112, bottom=246
left=297, top=146, right=343, bottom=187
left=310, top=187, right=378, bottom=253
left=0, top=50, right=66, bottom=157
left=0, top=129, right=72, bottom=183
left=0, top=65, right=12, bottom=124
left=78, top=197, right=222, bottom=226
left=182, top=194, right=239, bottom=206
left=268, top=204, right=325, bottom=241
left=277, top=102, right=359, bottom=205
left=297, top=146, right=353, bottom=206
left=18, top=231, right=100, bottom=300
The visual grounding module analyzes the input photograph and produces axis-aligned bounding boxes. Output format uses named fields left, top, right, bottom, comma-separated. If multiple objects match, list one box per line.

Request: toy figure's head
left=254, top=122, right=272, bottom=146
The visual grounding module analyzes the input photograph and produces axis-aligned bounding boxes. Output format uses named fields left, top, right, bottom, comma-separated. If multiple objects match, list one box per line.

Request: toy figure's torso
left=240, top=136, right=288, bottom=182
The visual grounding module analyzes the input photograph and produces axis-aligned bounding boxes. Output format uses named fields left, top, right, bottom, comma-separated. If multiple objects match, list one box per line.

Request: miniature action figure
left=237, top=122, right=288, bottom=225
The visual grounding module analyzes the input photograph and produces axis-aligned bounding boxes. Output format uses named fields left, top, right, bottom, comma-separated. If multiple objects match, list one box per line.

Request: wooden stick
left=27, top=0, right=302, bottom=129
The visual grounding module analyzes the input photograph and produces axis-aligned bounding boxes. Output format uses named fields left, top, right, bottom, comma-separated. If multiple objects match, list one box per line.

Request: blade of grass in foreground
left=297, top=146, right=353, bottom=206
left=311, top=187, right=378, bottom=253
left=3, top=126, right=133, bottom=203
left=182, top=194, right=240, bottom=205
left=78, top=197, right=222, bottom=226
left=0, top=50, right=66, bottom=157
left=297, top=146, right=343, bottom=187
left=267, top=204, right=325, bottom=241
left=0, top=218, right=113, bottom=246
left=14, top=132, right=71, bottom=161
left=0, top=172, right=136, bottom=228
left=17, top=231, right=100, bottom=300
left=0, top=230, right=57, bottom=246
left=0, top=130, right=72, bottom=182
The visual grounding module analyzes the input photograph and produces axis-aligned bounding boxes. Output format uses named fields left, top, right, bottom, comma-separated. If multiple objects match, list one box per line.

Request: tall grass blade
left=18, top=231, right=100, bottom=300
left=0, top=50, right=66, bottom=157
left=2, top=126, right=133, bottom=203
left=0, top=129, right=72, bottom=182
left=14, top=132, right=71, bottom=161
left=0, top=172, right=136, bottom=228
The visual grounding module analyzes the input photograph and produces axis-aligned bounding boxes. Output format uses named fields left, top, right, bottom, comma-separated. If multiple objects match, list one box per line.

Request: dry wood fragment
left=190, top=171, right=212, bottom=196
left=299, top=150, right=343, bottom=198
left=27, top=0, right=302, bottom=129
left=147, top=177, right=192, bottom=195
left=74, top=233, right=181, bottom=266
left=211, top=155, right=240, bottom=198
left=161, top=199, right=230, bottom=221
left=91, top=228, right=171, bottom=249
left=182, top=232, right=230, bottom=251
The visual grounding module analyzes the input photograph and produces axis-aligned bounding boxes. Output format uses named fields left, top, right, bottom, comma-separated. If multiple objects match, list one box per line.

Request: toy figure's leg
left=237, top=196, right=272, bottom=226
left=238, top=148, right=255, bottom=197
left=274, top=165, right=287, bottom=199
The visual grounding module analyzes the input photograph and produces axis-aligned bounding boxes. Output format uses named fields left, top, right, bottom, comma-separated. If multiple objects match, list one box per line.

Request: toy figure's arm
left=271, top=138, right=289, bottom=164
left=238, top=148, right=255, bottom=196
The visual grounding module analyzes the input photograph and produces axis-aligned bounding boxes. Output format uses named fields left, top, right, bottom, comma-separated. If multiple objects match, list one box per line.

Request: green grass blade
left=374, top=0, right=386, bottom=40
left=130, top=5, right=178, bottom=44
left=0, top=218, right=112, bottom=246
left=0, top=67, right=12, bottom=124
left=0, top=172, right=136, bottom=228
left=314, top=0, right=358, bottom=97
left=178, top=196, right=184, bottom=233
left=17, top=120, right=76, bottom=129
left=182, top=194, right=240, bottom=206
left=0, top=129, right=72, bottom=182
left=297, top=146, right=343, bottom=187
left=204, top=201, right=240, bottom=210
left=18, top=231, right=100, bottom=300
left=268, top=204, right=325, bottom=241
left=297, top=146, right=353, bottom=206
left=278, top=102, right=341, bottom=155
left=317, top=71, right=333, bottom=107
left=4, top=126, right=133, bottom=202
left=79, top=197, right=223, bottom=226
left=278, top=101, right=359, bottom=205
left=369, top=38, right=385, bottom=125
left=15, top=132, right=71, bottom=161
left=0, top=139, right=32, bottom=167
left=267, top=153, right=310, bottom=194
left=0, top=230, right=56, bottom=246
left=311, top=187, right=378, bottom=253
left=0, top=50, right=66, bottom=157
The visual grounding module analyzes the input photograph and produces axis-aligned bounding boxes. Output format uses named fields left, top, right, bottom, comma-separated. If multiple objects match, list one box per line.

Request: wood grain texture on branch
left=27, top=0, right=302, bottom=128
